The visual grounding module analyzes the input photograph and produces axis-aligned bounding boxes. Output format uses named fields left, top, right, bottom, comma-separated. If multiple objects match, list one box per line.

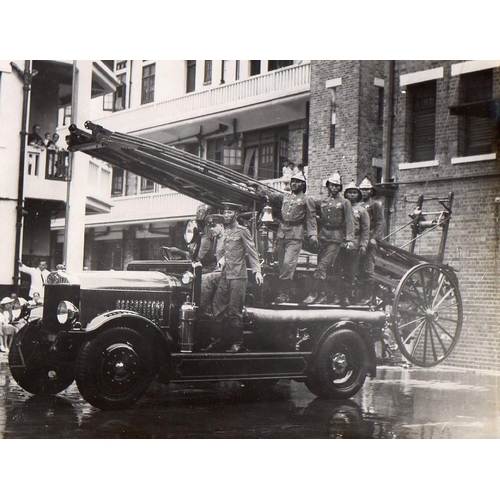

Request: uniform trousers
left=276, top=238, right=303, bottom=280
left=212, top=276, right=247, bottom=343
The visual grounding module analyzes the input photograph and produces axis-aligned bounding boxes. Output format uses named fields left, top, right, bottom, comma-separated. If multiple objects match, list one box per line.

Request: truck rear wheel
left=75, top=327, right=153, bottom=410
left=9, top=324, right=75, bottom=395
left=306, top=329, right=368, bottom=399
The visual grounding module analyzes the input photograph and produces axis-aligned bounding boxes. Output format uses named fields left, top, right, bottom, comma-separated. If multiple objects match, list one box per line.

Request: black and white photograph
left=0, top=3, right=498, bottom=499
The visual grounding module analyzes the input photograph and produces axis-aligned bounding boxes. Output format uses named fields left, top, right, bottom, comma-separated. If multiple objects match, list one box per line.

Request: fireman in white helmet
left=303, top=171, right=355, bottom=305
left=358, top=177, right=385, bottom=304
left=340, top=181, right=370, bottom=304
left=248, top=170, right=317, bottom=302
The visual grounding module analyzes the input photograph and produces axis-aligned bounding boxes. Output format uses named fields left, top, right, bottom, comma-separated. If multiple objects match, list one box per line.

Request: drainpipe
left=12, top=60, right=33, bottom=294
left=384, top=60, right=395, bottom=184
left=383, top=60, right=396, bottom=238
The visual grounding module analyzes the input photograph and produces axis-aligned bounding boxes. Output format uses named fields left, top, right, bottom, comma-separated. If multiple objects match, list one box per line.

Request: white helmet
left=359, top=177, right=376, bottom=195
left=324, top=171, right=343, bottom=189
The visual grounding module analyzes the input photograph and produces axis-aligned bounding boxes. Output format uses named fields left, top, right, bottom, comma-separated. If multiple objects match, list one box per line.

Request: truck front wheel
left=9, top=324, right=75, bottom=395
left=75, top=327, right=153, bottom=410
left=306, top=329, right=368, bottom=399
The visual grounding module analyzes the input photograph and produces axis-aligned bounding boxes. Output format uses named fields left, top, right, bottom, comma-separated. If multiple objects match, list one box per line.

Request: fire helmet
left=325, top=171, right=343, bottom=190
left=343, top=180, right=362, bottom=202
left=290, top=171, right=307, bottom=192
left=195, top=203, right=213, bottom=222
left=358, top=177, right=376, bottom=196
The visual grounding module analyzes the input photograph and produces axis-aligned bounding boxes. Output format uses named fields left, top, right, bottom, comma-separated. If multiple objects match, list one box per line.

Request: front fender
left=85, top=309, right=159, bottom=333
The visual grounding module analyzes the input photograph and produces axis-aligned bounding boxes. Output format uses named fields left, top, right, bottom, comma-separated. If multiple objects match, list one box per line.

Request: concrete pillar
left=64, top=61, right=92, bottom=272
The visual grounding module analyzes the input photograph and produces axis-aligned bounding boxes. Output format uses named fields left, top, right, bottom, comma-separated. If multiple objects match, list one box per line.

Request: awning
left=449, top=98, right=500, bottom=120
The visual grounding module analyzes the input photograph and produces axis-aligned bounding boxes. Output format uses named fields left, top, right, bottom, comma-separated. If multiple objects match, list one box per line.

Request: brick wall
left=308, top=59, right=500, bottom=371
left=389, top=60, right=500, bottom=371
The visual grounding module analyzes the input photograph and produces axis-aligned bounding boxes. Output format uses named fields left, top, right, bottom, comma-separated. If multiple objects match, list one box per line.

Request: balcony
left=94, top=63, right=311, bottom=142
left=51, top=178, right=287, bottom=230
left=24, top=146, right=112, bottom=213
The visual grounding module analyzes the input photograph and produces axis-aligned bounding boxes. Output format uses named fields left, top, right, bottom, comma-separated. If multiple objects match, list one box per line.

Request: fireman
left=340, top=181, right=370, bottom=305
left=358, top=177, right=385, bottom=304
left=303, top=172, right=355, bottom=305
left=206, top=202, right=263, bottom=353
left=249, top=171, right=317, bottom=302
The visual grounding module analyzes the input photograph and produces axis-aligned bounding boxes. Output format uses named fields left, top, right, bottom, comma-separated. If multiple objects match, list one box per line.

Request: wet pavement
left=1, top=351, right=499, bottom=438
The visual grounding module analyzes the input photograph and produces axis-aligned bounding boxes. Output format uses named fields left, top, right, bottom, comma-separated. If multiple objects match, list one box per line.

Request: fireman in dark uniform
left=358, top=177, right=385, bottom=304
left=206, top=202, right=263, bottom=353
left=200, top=214, right=225, bottom=315
left=341, top=181, right=370, bottom=305
left=303, top=172, right=355, bottom=304
left=250, top=172, right=317, bottom=302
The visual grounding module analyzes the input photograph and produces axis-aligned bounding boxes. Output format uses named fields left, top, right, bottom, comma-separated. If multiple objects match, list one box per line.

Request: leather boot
left=358, top=282, right=374, bottom=305
left=275, top=280, right=291, bottom=303
left=303, top=277, right=320, bottom=304
left=226, top=337, right=246, bottom=353
left=201, top=337, right=222, bottom=352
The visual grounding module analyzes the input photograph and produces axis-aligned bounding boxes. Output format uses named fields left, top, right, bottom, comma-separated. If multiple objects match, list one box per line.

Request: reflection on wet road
left=1, top=354, right=499, bottom=438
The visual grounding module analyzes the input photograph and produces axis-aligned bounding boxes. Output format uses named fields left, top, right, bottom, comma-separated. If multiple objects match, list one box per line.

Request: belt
left=323, top=223, right=342, bottom=230
left=281, top=220, right=304, bottom=228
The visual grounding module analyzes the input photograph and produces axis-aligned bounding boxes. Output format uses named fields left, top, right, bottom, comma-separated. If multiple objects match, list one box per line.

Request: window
left=250, top=60, right=261, bottom=76
left=243, top=126, right=288, bottom=180
left=235, top=60, right=240, bottom=81
left=203, top=60, right=212, bottom=85
left=377, top=86, right=384, bottom=126
left=461, top=69, right=495, bottom=156
left=207, top=137, right=242, bottom=168
left=114, top=73, right=127, bottom=111
left=409, top=81, right=436, bottom=162
left=116, top=60, right=127, bottom=70
left=268, top=61, right=293, bottom=71
left=187, top=60, right=196, bottom=93
left=141, top=177, right=154, bottom=192
left=111, top=167, right=124, bottom=197
left=141, top=64, right=155, bottom=104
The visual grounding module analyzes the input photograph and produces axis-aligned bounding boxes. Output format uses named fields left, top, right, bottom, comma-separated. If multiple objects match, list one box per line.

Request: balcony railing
left=95, top=63, right=311, bottom=133
left=24, top=146, right=111, bottom=211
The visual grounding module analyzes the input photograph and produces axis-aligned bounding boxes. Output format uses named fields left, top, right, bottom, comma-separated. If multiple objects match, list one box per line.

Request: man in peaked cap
left=358, top=177, right=385, bottom=304
left=303, top=171, right=355, bottom=305
left=249, top=171, right=317, bottom=303
left=207, top=202, right=263, bottom=353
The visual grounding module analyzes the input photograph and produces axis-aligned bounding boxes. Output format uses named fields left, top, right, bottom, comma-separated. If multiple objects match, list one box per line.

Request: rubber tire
left=75, top=327, right=153, bottom=411
left=8, top=325, right=75, bottom=395
left=306, top=329, right=368, bottom=400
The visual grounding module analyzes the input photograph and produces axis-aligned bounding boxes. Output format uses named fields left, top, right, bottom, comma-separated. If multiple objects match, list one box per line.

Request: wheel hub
left=331, top=353, right=348, bottom=375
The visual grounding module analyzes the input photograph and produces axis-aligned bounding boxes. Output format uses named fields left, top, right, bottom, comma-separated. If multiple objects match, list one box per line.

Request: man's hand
left=247, top=180, right=259, bottom=189
left=369, top=238, right=378, bottom=247
left=254, top=272, right=264, bottom=285
left=345, top=242, right=355, bottom=251
left=359, top=246, right=366, bottom=256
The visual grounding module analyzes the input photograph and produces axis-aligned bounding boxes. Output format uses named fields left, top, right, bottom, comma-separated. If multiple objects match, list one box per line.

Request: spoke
left=399, top=314, right=426, bottom=330
left=433, top=286, right=455, bottom=311
left=438, top=317, right=459, bottom=324
left=434, top=299, right=459, bottom=316
left=431, top=274, right=446, bottom=309
left=429, top=321, right=438, bottom=362
left=424, top=268, right=437, bottom=309
left=409, top=321, right=426, bottom=357
left=401, top=317, right=426, bottom=344
left=418, top=269, right=430, bottom=309
left=430, top=321, right=448, bottom=356
left=422, top=322, right=429, bottom=364
left=433, top=319, right=456, bottom=342
left=407, top=276, right=427, bottom=312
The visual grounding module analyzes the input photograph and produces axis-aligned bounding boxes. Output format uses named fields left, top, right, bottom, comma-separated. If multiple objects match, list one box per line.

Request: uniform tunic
left=258, top=187, right=317, bottom=280
left=313, top=193, right=355, bottom=280
left=212, top=223, right=262, bottom=339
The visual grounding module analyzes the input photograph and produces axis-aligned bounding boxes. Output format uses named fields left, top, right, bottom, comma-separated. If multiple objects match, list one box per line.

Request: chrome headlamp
left=184, top=219, right=199, bottom=245
left=181, top=271, right=195, bottom=285
left=57, top=301, right=79, bottom=325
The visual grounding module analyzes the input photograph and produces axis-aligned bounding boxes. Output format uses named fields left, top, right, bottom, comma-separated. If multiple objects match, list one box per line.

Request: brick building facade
left=308, top=60, right=500, bottom=371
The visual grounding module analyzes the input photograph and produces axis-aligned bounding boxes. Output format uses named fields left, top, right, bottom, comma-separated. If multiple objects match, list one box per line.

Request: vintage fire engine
left=8, top=122, right=463, bottom=410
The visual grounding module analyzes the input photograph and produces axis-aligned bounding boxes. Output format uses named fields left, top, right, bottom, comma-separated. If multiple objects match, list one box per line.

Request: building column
left=64, top=61, right=92, bottom=273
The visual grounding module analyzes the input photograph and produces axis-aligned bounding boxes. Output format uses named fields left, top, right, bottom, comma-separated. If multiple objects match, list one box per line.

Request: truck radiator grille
left=115, top=299, right=166, bottom=324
